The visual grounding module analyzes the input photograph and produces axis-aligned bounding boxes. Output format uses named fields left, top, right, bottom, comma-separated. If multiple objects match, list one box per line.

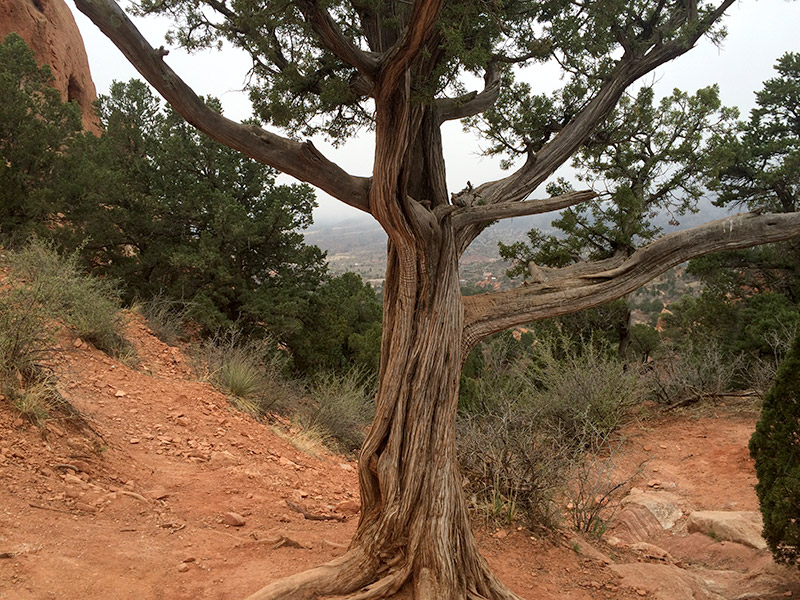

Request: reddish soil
left=0, top=316, right=797, bottom=599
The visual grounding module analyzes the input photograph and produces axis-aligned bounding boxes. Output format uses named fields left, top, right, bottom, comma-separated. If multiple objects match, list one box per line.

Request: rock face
left=0, top=0, right=99, bottom=132
left=686, top=511, right=767, bottom=550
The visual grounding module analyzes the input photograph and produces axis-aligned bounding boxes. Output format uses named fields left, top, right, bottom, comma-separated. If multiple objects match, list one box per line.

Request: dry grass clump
left=191, top=328, right=291, bottom=417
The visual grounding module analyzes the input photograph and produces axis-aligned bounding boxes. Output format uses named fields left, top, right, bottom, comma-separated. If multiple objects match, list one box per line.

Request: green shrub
left=529, top=337, right=645, bottom=439
left=749, top=331, right=800, bottom=568
left=0, top=285, right=54, bottom=384
left=0, top=247, right=79, bottom=424
left=7, top=239, right=130, bottom=357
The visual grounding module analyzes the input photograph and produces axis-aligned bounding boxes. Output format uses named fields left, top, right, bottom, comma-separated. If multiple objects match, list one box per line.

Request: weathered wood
left=462, top=211, right=800, bottom=350
left=452, top=190, right=596, bottom=229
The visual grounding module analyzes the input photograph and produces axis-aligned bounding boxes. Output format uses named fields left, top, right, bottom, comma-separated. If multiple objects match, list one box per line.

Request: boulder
left=686, top=511, right=767, bottom=550
left=610, top=502, right=667, bottom=545
left=0, top=0, right=99, bottom=132
left=611, top=563, right=726, bottom=600
left=621, top=488, right=685, bottom=529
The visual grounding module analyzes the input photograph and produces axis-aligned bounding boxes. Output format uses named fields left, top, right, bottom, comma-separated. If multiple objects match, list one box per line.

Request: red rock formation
left=1, top=0, right=100, bottom=133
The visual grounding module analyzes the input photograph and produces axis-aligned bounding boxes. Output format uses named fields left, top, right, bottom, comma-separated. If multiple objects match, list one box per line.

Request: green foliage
left=0, top=34, right=85, bottom=243
left=290, top=272, right=382, bottom=375
left=664, top=290, right=799, bottom=361
left=498, top=85, right=734, bottom=264
left=0, top=275, right=55, bottom=392
left=130, top=0, right=728, bottom=147
left=689, top=52, right=800, bottom=320
left=709, top=52, right=799, bottom=215
left=749, top=331, right=800, bottom=568
left=0, top=241, right=116, bottom=424
left=71, top=80, right=327, bottom=340
left=629, top=323, right=661, bottom=362
left=0, top=36, right=380, bottom=378
left=498, top=85, right=734, bottom=357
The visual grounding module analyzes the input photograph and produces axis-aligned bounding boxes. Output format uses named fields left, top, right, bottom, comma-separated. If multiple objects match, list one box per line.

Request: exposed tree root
left=245, top=547, right=525, bottom=600
left=339, top=564, right=411, bottom=600
left=244, top=549, right=376, bottom=600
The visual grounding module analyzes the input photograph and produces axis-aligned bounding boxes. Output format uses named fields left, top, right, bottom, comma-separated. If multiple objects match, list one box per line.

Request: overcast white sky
left=68, top=0, right=800, bottom=224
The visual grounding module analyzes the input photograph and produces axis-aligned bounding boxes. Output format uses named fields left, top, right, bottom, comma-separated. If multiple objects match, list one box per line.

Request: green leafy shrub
left=749, top=331, right=800, bottom=568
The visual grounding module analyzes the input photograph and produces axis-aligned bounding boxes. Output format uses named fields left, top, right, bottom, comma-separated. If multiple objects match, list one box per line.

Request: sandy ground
left=0, top=316, right=797, bottom=599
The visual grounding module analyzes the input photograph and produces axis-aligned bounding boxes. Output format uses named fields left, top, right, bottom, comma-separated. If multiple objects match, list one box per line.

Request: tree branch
left=456, top=0, right=736, bottom=252
left=451, top=190, right=596, bottom=229
left=377, top=0, right=443, bottom=96
left=75, top=0, right=372, bottom=213
left=436, top=65, right=501, bottom=123
left=295, top=0, right=379, bottom=82
left=462, top=211, right=800, bottom=351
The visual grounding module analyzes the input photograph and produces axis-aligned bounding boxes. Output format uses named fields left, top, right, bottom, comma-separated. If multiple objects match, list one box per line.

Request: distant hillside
left=305, top=198, right=729, bottom=287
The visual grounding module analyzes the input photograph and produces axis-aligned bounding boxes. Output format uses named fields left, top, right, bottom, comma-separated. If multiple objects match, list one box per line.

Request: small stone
left=221, top=512, right=246, bottom=527
left=339, top=463, right=355, bottom=472
left=129, top=438, right=140, bottom=444
left=64, top=473, right=83, bottom=486
left=493, top=529, right=508, bottom=539
left=279, top=456, right=298, bottom=468
left=13, top=418, right=24, bottom=428
left=636, top=589, right=648, bottom=597
left=334, top=500, right=361, bottom=515
left=74, top=501, right=97, bottom=513
left=149, top=488, right=170, bottom=500
left=647, top=480, right=661, bottom=488
left=177, top=563, right=190, bottom=573
left=73, top=338, right=83, bottom=348
left=115, top=390, right=127, bottom=398
left=182, top=557, right=196, bottom=563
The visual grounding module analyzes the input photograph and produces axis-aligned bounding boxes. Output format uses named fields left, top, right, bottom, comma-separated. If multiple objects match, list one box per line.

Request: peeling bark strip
left=75, top=0, right=800, bottom=597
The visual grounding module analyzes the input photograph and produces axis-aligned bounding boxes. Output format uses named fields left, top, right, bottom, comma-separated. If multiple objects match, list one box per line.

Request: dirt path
left=0, top=317, right=797, bottom=599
